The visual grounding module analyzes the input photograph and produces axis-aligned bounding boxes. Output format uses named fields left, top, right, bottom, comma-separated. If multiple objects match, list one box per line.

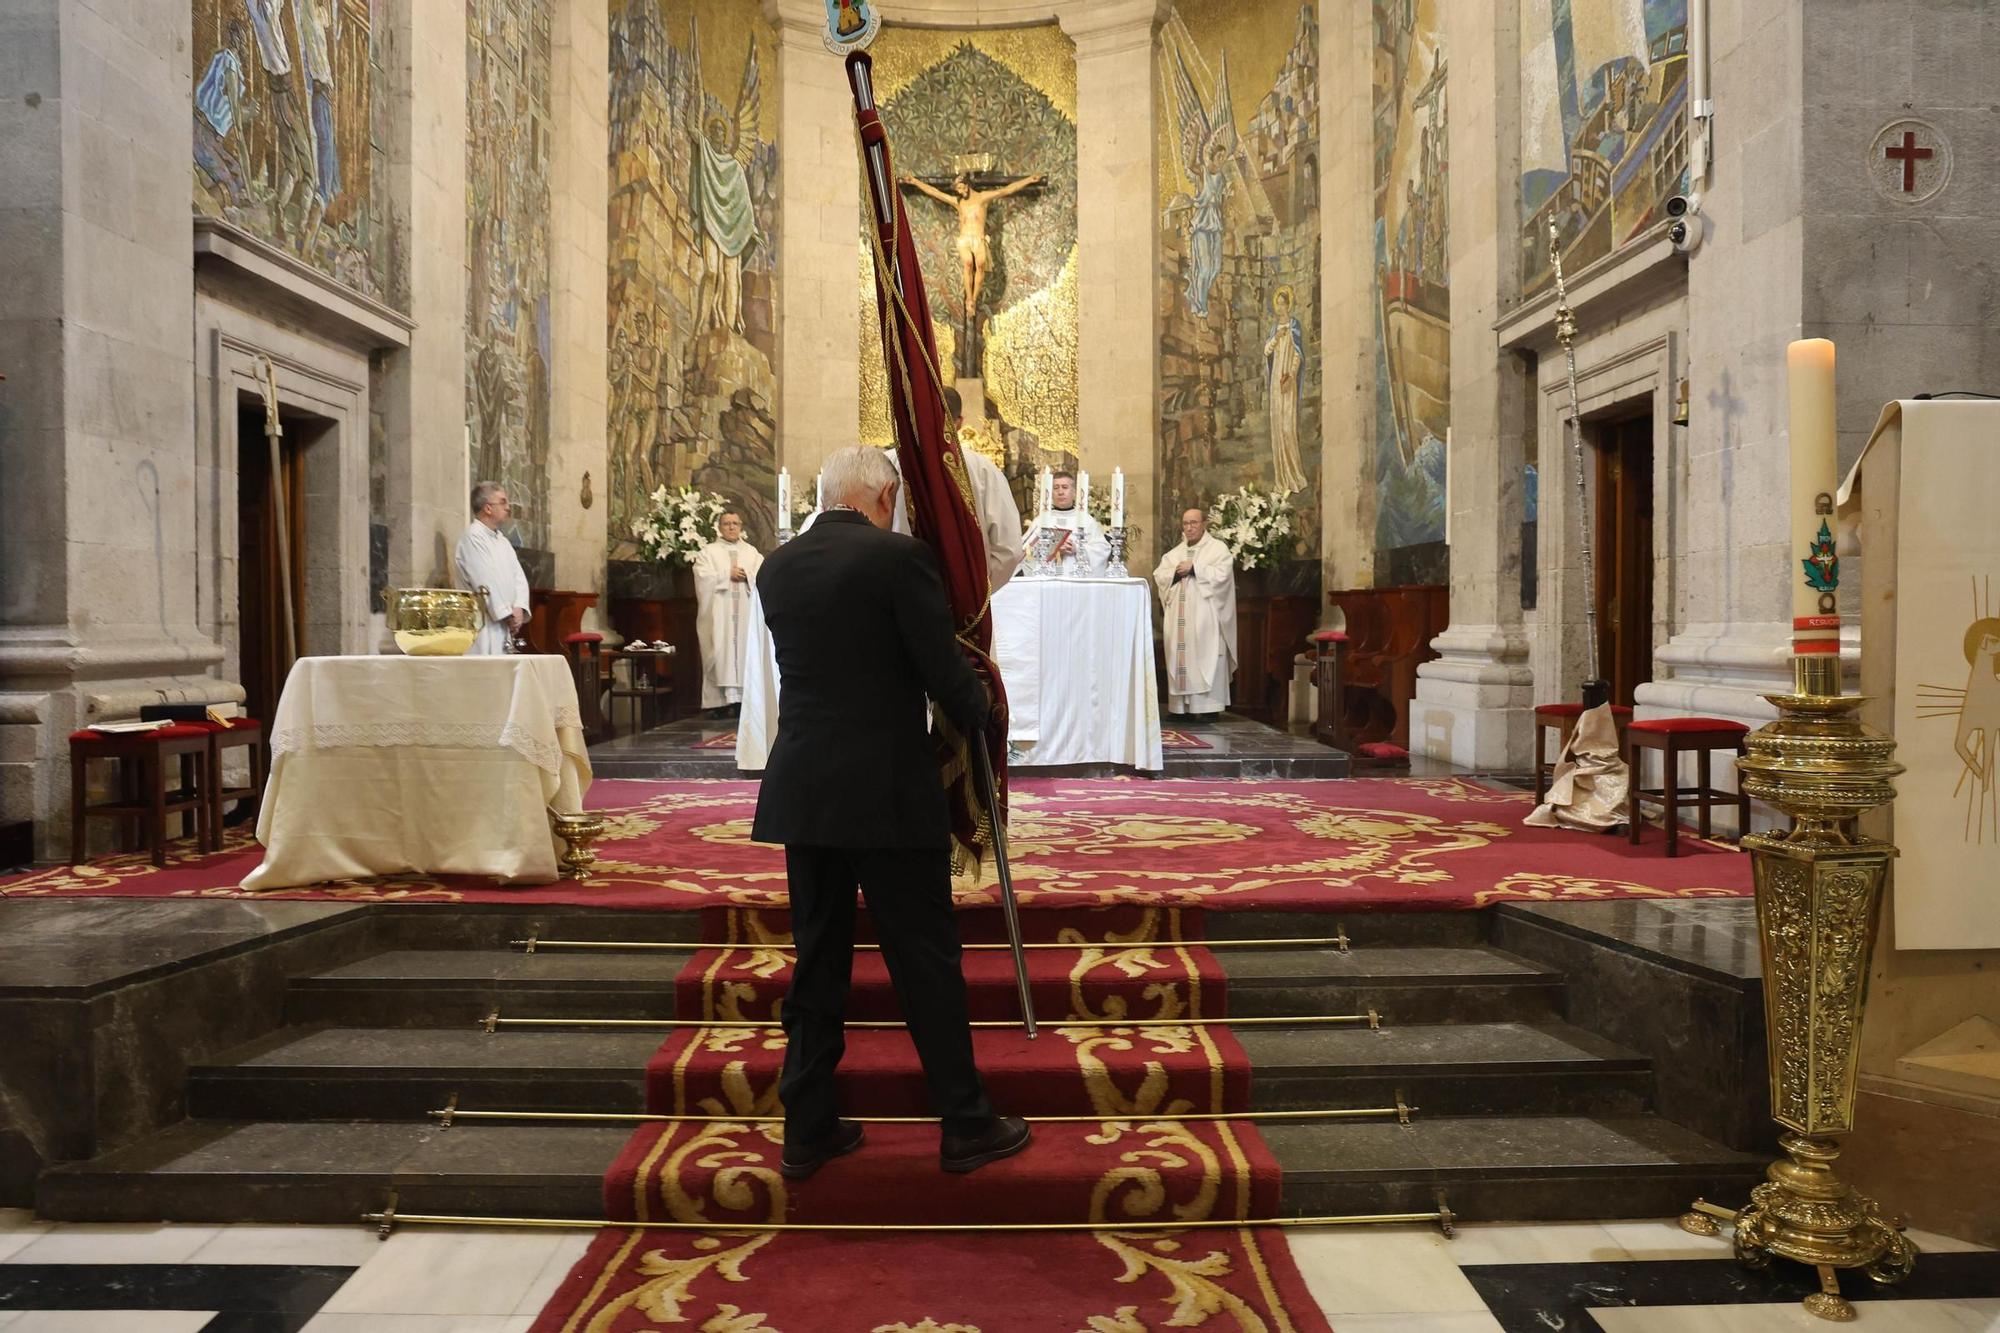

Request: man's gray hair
left=471, top=480, right=506, bottom=514
left=820, top=445, right=899, bottom=508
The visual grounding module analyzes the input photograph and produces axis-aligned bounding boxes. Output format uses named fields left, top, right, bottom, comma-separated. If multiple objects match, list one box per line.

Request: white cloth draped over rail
left=453, top=521, right=532, bottom=656
left=736, top=576, right=1162, bottom=773
left=691, top=538, right=764, bottom=709
left=241, top=655, right=590, bottom=890
left=1153, top=533, right=1237, bottom=715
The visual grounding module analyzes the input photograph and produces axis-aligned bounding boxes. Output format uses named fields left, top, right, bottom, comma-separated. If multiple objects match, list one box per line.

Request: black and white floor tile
left=2, top=1209, right=1993, bottom=1330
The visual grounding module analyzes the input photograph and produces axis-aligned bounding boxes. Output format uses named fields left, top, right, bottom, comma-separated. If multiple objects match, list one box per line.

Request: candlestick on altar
left=1786, top=338, right=1842, bottom=697
left=1111, top=468, right=1125, bottom=528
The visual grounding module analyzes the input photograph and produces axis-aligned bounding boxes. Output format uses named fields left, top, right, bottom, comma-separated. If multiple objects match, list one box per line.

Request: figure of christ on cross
left=900, top=170, right=1045, bottom=349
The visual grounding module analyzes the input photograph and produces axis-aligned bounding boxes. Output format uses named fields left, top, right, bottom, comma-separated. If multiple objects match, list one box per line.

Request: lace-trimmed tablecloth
left=243, top=655, right=591, bottom=889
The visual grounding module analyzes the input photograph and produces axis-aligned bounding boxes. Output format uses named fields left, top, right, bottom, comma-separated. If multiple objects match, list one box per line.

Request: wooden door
left=239, top=407, right=307, bottom=725
left=1592, top=413, right=1655, bottom=708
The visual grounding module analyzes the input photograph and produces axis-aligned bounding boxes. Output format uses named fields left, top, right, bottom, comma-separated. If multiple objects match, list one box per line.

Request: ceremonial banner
left=1847, top=400, right=2000, bottom=949
left=845, top=49, right=1009, bottom=873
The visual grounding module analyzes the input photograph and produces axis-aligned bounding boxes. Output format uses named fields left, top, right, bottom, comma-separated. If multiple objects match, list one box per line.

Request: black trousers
left=777, top=844, right=993, bottom=1142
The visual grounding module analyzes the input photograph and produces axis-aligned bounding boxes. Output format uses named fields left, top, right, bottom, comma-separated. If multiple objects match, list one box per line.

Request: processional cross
left=899, top=158, right=1045, bottom=374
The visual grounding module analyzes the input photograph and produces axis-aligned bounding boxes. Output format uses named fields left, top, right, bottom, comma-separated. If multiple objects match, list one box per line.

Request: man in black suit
left=752, top=445, right=1032, bottom=1179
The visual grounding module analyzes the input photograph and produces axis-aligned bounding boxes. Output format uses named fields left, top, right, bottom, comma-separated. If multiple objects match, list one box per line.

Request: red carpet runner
left=530, top=906, right=1334, bottom=1332
left=3, top=776, right=1750, bottom=910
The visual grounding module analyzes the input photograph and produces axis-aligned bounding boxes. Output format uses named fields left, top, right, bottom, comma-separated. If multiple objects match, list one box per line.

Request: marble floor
left=2, top=1209, right=1992, bottom=1331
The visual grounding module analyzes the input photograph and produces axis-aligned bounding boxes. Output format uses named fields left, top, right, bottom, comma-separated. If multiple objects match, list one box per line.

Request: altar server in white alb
left=692, top=510, right=764, bottom=713
left=1153, top=507, right=1238, bottom=719
left=454, top=480, right=533, bottom=656
left=1023, top=470, right=1109, bottom=576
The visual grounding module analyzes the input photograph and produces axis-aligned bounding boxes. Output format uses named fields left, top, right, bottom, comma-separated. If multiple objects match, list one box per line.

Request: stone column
left=769, top=0, right=862, bottom=482
left=377, top=0, right=471, bottom=592
left=1062, top=0, right=1162, bottom=568
left=1408, top=0, right=1536, bottom=770
left=0, top=0, right=208, bottom=857
left=1637, top=0, right=1805, bottom=728
left=548, top=0, right=611, bottom=603
left=1317, top=0, right=1376, bottom=592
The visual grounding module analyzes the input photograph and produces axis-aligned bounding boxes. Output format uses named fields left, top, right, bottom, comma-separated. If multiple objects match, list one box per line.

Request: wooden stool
left=1310, top=629, right=1348, bottom=749
left=1626, top=717, right=1750, bottom=856
left=563, top=632, right=607, bottom=741
left=1533, top=703, right=1633, bottom=803
left=204, top=718, right=265, bottom=850
left=69, top=724, right=214, bottom=867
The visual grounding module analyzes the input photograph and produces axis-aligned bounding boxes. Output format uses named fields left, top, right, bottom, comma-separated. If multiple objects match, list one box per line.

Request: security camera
left=1664, top=192, right=1701, bottom=219
left=1668, top=213, right=1707, bottom=254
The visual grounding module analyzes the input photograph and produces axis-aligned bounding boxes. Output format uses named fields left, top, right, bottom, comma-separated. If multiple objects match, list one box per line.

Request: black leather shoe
left=781, top=1119, right=865, bottom=1179
left=940, top=1115, right=1032, bottom=1174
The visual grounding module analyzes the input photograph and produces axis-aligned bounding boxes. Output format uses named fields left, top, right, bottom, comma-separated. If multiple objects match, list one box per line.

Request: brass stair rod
left=482, top=1009, right=1384, bottom=1033
left=512, top=932, right=1351, bottom=954
left=365, top=1202, right=1455, bottom=1240
left=429, top=1100, right=1417, bottom=1129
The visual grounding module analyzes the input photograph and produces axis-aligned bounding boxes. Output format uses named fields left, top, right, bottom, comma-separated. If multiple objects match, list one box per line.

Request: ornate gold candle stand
left=1679, top=672, right=1915, bottom=1321
left=547, top=810, right=606, bottom=880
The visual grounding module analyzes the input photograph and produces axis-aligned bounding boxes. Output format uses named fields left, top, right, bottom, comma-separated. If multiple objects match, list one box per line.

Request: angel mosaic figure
left=1163, top=47, right=1242, bottom=319
left=689, top=32, right=763, bottom=334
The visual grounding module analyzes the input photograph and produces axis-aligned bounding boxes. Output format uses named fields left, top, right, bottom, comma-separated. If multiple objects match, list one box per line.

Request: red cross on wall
left=1885, top=130, right=1933, bottom=192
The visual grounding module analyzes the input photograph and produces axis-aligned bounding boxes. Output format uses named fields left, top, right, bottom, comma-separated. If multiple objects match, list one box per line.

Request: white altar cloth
left=736, top=576, right=1162, bottom=772
left=242, top=655, right=590, bottom=889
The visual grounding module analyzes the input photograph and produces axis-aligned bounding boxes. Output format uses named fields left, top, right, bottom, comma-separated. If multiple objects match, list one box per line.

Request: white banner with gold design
left=1848, top=400, right=2000, bottom=949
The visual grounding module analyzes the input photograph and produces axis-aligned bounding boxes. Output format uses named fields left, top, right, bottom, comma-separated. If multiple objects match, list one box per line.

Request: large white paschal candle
left=777, top=468, right=790, bottom=524
left=1038, top=466, right=1052, bottom=515
left=1078, top=470, right=1090, bottom=518
left=1786, top=338, right=1841, bottom=671
left=815, top=470, right=824, bottom=511
left=1111, top=468, right=1125, bottom=527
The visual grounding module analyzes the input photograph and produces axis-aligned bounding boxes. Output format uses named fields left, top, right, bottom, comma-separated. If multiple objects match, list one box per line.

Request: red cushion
left=1311, top=630, right=1349, bottom=643
left=1627, top=716, right=1749, bottom=736
left=1355, top=741, right=1408, bottom=759
left=563, top=632, right=604, bottom=644
left=1535, top=703, right=1635, bottom=719
left=70, top=723, right=212, bottom=743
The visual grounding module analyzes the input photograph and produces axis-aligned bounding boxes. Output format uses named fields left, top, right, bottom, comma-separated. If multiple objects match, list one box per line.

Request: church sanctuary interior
left=3, top=0, right=1999, bottom=1328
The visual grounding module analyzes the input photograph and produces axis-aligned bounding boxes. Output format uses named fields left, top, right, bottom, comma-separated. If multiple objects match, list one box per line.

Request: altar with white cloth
left=736, top=575, right=1162, bottom=773
left=242, top=656, right=591, bottom=890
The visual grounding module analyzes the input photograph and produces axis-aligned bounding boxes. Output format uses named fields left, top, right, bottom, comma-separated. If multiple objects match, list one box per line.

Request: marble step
left=1266, top=1114, right=1768, bottom=1222
left=183, top=1019, right=1650, bottom=1121
left=281, top=944, right=1567, bottom=1026
left=36, top=1113, right=1758, bottom=1226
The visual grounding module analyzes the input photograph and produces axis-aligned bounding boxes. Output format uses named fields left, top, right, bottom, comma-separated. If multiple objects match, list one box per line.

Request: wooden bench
left=1324, top=585, right=1448, bottom=750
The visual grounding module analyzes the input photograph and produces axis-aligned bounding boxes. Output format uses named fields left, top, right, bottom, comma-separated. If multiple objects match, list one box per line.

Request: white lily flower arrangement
left=632, top=485, right=730, bottom=566
left=1206, top=483, right=1295, bottom=572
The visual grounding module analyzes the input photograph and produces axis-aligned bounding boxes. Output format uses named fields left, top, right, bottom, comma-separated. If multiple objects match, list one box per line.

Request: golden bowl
left=390, top=587, right=482, bottom=656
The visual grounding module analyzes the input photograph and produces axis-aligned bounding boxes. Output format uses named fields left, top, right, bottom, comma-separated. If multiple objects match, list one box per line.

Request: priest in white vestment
left=1024, top=470, right=1110, bottom=576
left=1153, top=507, right=1238, bottom=718
left=692, top=511, right=764, bottom=713
left=453, top=480, right=532, bottom=656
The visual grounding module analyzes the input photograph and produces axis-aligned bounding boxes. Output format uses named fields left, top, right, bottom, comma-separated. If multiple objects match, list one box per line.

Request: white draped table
left=736, top=575, right=1162, bottom=773
left=242, top=656, right=591, bottom=890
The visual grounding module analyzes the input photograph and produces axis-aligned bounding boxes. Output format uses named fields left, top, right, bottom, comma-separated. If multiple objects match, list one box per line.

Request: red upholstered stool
left=201, top=718, right=265, bottom=850
left=1533, top=703, right=1633, bottom=804
left=1625, top=717, right=1751, bottom=857
left=69, top=724, right=214, bottom=867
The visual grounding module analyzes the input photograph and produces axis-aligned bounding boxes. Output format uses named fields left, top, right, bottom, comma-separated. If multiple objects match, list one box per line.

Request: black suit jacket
left=750, top=510, right=990, bottom=849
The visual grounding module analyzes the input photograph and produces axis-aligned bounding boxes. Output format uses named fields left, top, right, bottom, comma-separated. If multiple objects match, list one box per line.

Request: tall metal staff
left=1548, top=221, right=1608, bottom=709
left=832, top=10, right=1035, bottom=1037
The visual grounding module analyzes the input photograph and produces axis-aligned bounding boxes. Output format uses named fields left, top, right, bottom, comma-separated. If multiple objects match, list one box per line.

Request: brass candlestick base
left=1677, top=673, right=1913, bottom=1321
left=548, top=811, right=606, bottom=879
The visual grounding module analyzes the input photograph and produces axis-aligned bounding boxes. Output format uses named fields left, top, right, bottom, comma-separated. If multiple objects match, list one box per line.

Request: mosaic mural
left=1157, top=2, right=1322, bottom=575
left=1372, top=0, right=1448, bottom=567
left=1520, top=0, right=1690, bottom=295
left=607, top=0, right=780, bottom=558
left=466, top=0, right=554, bottom=560
left=192, top=0, right=389, bottom=300
left=859, top=24, right=1079, bottom=510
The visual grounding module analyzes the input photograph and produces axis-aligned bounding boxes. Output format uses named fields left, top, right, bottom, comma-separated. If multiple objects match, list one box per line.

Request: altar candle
left=815, top=470, right=824, bottom=511
left=1078, top=470, right=1090, bottom=517
left=1111, top=468, right=1125, bottom=527
left=777, top=468, right=790, bottom=523
left=1786, top=339, right=1841, bottom=660
left=1039, top=467, right=1052, bottom=515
